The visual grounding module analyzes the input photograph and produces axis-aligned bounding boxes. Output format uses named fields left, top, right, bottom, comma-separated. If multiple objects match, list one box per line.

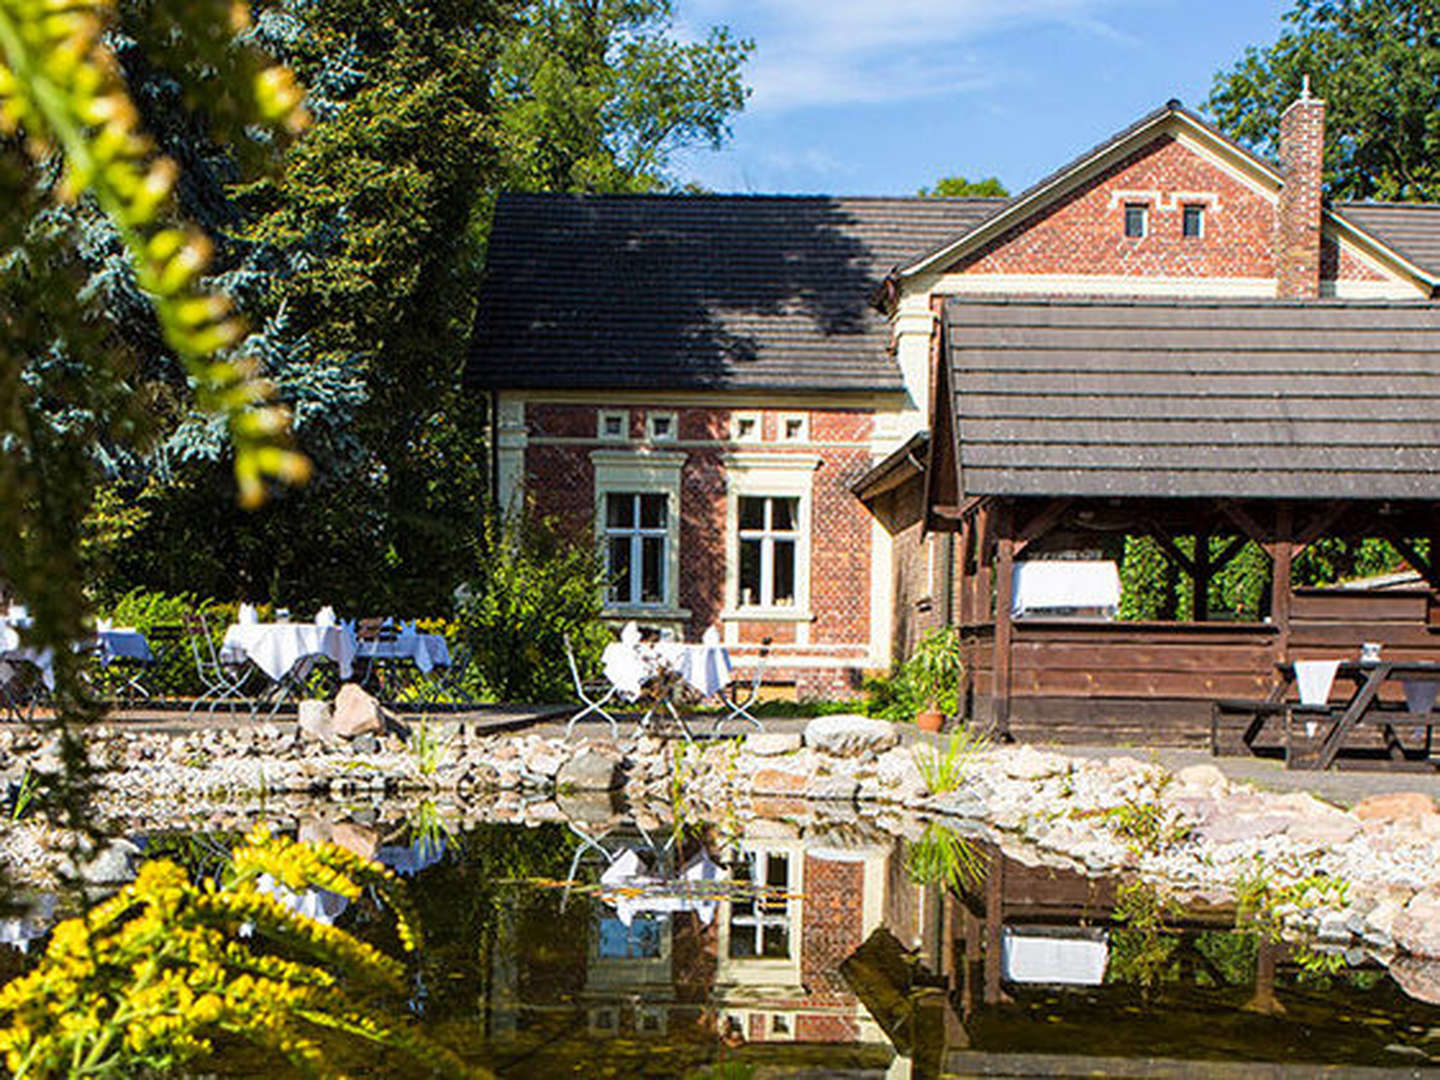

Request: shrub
left=453, top=509, right=608, bottom=703
left=869, top=625, right=965, bottom=722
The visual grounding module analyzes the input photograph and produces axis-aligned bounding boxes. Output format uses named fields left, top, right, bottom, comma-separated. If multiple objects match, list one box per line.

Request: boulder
left=1351, top=791, right=1437, bottom=823
left=804, top=715, right=900, bottom=758
left=65, top=838, right=141, bottom=886
left=1002, top=745, right=1068, bottom=781
left=297, top=700, right=333, bottom=742
left=330, top=822, right=380, bottom=861
left=752, top=767, right=810, bottom=796
left=523, top=747, right=565, bottom=778
left=1393, top=888, right=1440, bottom=958
left=1389, top=956, right=1440, bottom=1006
left=806, top=776, right=860, bottom=802
left=1175, top=763, right=1228, bottom=791
left=1197, top=814, right=1292, bottom=844
left=556, top=750, right=624, bottom=791
left=744, top=732, right=803, bottom=756
left=331, top=684, right=384, bottom=740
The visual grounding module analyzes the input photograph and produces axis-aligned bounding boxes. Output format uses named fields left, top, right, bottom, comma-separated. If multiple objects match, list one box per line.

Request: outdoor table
left=95, top=628, right=154, bottom=667
left=1275, top=658, right=1440, bottom=770
left=221, top=621, right=357, bottom=682
left=354, top=632, right=450, bottom=674
left=601, top=637, right=734, bottom=742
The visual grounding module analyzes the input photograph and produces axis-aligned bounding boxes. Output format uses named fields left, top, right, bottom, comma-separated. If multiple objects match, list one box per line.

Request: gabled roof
left=465, top=192, right=1000, bottom=393
left=942, top=296, right=1440, bottom=501
left=889, top=101, right=1440, bottom=291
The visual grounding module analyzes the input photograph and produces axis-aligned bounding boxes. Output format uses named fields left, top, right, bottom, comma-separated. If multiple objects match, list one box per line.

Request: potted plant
left=905, top=626, right=963, bottom=733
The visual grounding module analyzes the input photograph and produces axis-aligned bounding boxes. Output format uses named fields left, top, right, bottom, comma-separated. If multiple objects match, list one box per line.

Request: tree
left=495, top=0, right=752, bottom=193
left=918, top=175, right=1009, bottom=198
left=1207, top=0, right=1440, bottom=201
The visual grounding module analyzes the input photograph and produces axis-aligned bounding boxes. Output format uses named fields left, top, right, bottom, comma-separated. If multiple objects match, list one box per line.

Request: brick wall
left=1277, top=95, right=1325, bottom=298
left=801, top=855, right=866, bottom=1000
left=521, top=402, right=877, bottom=694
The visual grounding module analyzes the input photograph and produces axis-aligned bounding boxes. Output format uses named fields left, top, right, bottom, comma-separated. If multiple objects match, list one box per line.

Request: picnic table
left=1212, top=659, right=1440, bottom=770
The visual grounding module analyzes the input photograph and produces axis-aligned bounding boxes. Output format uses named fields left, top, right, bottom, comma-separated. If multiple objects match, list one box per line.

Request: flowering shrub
left=0, top=826, right=482, bottom=1078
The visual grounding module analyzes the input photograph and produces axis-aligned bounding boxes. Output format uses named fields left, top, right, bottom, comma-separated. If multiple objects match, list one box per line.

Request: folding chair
left=182, top=613, right=252, bottom=719
left=714, top=638, right=771, bottom=735
left=0, top=661, right=42, bottom=723
left=564, top=633, right=620, bottom=739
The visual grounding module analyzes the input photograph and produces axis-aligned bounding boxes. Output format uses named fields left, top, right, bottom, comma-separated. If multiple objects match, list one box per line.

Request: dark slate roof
left=465, top=192, right=1002, bottom=392
left=1335, top=202, right=1440, bottom=277
left=945, top=297, right=1440, bottom=500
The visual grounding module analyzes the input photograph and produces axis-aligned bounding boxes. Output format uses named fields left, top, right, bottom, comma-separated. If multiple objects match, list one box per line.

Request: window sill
left=602, top=605, right=692, bottom=623
left=720, top=607, right=814, bottom=623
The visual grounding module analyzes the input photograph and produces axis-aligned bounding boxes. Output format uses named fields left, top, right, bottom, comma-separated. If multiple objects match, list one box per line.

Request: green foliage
left=495, top=0, right=752, bottom=193
left=911, top=726, right=988, bottom=795
left=1108, top=878, right=1182, bottom=989
left=453, top=508, right=607, bottom=703
left=1233, top=855, right=1350, bottom=942
left=1207, top=0, right=1440, bottom=201
left=1078, top=770, right=1191, bottom=856
left=0, top=826, right=480, bottom=1078
left=900, top=625, right=965, bottom=716
left=918, top=175, right=1009, bottom=197
left=904, top=822, right=988, bottom=892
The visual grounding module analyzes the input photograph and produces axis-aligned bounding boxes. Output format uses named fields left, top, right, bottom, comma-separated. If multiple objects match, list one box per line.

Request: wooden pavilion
left=859, top=296, right=1440, bottom=746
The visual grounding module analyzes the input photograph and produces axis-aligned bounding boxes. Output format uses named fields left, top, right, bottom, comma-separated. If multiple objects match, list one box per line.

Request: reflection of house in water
left=574, top=819, right=936, bottom=1050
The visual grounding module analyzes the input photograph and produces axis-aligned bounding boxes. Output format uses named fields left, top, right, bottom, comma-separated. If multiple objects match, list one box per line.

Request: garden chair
left=713, top=637, right=771, bottom=734
left=355, top=618, right=419, bottom=703
left=0, top=661, right=42, bottom=723
left=564, top=633, right=620, bottom=739
left=182, top=612, right=251, bottom=719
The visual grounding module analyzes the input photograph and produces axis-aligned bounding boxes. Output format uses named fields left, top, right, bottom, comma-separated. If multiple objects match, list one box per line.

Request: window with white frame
left=605, top=492, right=667, bottom=605
left=732, top=411, right=762, bottom=442
left=599, top=410, right=628, bottom=440
left=737, top=496, right=799, bottom=608
left=779, top=413, right=808, bottom=442
left=729, top=851, right=792, bottom=959
left=647, top=411, right=677, bottom=442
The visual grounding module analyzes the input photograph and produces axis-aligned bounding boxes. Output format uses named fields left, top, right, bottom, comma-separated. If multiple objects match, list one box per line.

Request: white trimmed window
left=779, top=413, right=808, bottom=442
left=598, top=410, right=628, bottom=441
left=732, top=411, right=762, bottom=442
left=738, top=496, right=799, bottom=608
left=1124, top=203, right=1147, bottom=238
left=729, top=851, right=792, bottom=959
left=647, top=411, right=677, bottom=442
left=605, top=492, right=668, bottom=605
left=592, top=449, right=685, bottom=616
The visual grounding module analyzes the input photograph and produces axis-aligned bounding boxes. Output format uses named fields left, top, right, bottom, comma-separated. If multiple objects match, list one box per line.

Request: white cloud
left=676, top=0, right=1163, bottom=112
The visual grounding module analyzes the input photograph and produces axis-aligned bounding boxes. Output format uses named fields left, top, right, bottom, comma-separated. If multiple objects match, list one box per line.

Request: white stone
left=1175, top=764, right=1227, bottom=792
left=331, top=684, right=384, bottom=739
left=297, top=700, right=333, bottom=742
left=804, top=715, right=900, bottom=757
left=744, top=732, right=803, bottom=756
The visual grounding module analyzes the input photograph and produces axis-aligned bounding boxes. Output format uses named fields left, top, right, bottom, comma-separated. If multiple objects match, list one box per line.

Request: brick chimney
left=1275, top=79, right=1325, bottom=299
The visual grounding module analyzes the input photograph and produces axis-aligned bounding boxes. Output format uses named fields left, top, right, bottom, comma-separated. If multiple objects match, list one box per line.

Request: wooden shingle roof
left=465, top=192, right=1001, bottom=392
left=944, top=296, right=1440, bottom=500
left=1336, top=202, right=1440, bottom=278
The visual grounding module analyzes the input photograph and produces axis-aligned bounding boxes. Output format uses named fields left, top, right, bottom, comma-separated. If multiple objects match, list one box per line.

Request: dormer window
left=1182, top=204, right=1204, bottom=238
left=1124, top=203, right=1147, bottom=238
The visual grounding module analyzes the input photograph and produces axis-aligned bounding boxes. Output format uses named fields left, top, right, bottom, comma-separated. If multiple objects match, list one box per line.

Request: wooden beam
left=1012, top=497, right=1074, bottom=558
left=1216, top=500, right=1271, bottom=553
left=1293, top=501, right=1351, bottom=556
left=932, top=495, right=988, bottom=522
left=1381, top=526, right=1440, bottom=590
left=1272, top=505, right=1293, bottom=665
left=992, top=503, right=1016, bottom=740
left=1209, top=534, right=1249, bottom=573
left=1144, top=522, right=1198, bottom=577
left=1193, top=527, right=1211, bottom=622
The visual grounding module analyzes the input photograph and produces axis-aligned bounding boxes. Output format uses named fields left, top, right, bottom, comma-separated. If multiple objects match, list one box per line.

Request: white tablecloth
left=602, top=640, right=733, bottom=698
left=1001, top=928, right=1109, bottom=985
left=222, top=623, right=356, bottom=681
left=0, top=622, right=55, bottom=690
left=355, top=633, right=451, bottom=674
left=1012, top=560, right=1121, bottom=617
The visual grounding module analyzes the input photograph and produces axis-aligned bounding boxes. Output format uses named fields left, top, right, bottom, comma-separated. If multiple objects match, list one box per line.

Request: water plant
left=0, top=825, right=481, bottom=1078
left=8, top=768, right=38, bottom=822
left=410, top=721, right=454, bottom=777
left=911, top=725, right=989, bottom=795
left=904, top=822, right=988, bottom=892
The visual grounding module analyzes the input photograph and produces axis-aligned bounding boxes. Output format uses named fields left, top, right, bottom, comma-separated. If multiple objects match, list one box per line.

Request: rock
left=1175, top=764, right=1227, bottom=791
left=556, top=751, right=624, bottom=791
left=523, top=748, right=565, bottom=779
left=1285, top=810, right=1362, bottom=845
left=67, top=838, right=141, bottom=885
left=331, top=684, right=384, bottom=740
left=328, top=822, right=380, bottom=860
left=1389, top=956, right=1440, bottom=1006
left=806, top=776, right=859, bottom=802
left=1351, top=791, right=1437, bottom=823
left=928, top=788, right=988, bottom=819
left=1393, top=888, right=1440, bottom=958
left=1002, top=745, right=1068, bottom=781
left=1317, top=909, right=1353, bottom=943
left=803, top=715, right=899, bottom=758
left=1197, top=814, right=1292, bottom=844
left=351, top=735, right=380, bottom=755
left=525, top=800, right=566, bottom=824
left=752, top=768, right=810, bottom=797
left=556, top=789, right=623, bottom=824
left=1364, top=898, right=1405, bottom=949
left=297, top=700, right=333, bottom=742
left=744, top=732, right=803, bottom=756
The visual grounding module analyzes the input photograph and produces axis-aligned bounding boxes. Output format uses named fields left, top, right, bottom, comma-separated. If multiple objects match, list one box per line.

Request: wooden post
left=1272, top=505, right=1294, bottom=666
left=1193, top=527, right=1211, bottom=622
left=992, top=502, right=1015, bottom=740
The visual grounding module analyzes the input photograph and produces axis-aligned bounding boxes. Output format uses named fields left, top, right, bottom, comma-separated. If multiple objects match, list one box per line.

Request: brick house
left=466, top=93, right=1440, bottom=700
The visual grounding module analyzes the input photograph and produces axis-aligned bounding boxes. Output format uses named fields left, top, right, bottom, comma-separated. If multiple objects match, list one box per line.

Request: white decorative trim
left=777, top=412, right=809, bottom=444
left=919, top=272, right=1281, bottom=298
left=598, top=409, right=629, bottom=441
left=723, top=456, right=817, bottom=622
left=591, top=450, right=686, bottom=613
left=646, top=410, right=677, bottom=442
left=732, top=411, right=763, bottom=442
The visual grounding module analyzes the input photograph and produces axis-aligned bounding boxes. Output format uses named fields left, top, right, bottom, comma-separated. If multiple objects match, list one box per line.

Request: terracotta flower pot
left=915, top=709, right=945, bottom=733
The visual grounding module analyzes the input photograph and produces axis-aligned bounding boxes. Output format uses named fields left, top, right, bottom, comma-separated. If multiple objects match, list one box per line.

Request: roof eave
left=1325, top=208, right=1440, bottom=291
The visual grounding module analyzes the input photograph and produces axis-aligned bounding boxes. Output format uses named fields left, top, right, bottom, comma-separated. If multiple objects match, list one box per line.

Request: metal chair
left=182, top=612, right=251, bottom=719
left=0, top=660, right=43, bottom=723
left=714, top=637, right=771, bottom=734
left=564, top=633, right=620, bottom=739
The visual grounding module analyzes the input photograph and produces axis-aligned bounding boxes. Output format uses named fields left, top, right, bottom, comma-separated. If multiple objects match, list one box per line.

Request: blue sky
left=670, top=0, right=1292, bottom=196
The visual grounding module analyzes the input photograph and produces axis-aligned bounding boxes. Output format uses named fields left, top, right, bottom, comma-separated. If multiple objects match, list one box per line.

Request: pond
left=2, top=803, right=1438, bottom=1078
